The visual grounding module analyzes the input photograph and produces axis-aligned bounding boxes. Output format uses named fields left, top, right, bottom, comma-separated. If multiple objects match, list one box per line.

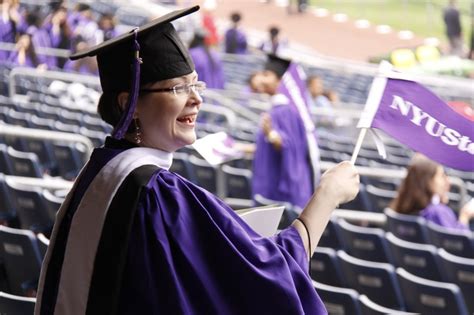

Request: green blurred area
left=310, top=0, right=472, bottom=48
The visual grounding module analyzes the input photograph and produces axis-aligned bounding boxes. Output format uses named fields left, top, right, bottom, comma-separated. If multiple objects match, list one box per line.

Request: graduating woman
left=35, top=6, right=359, bottom=315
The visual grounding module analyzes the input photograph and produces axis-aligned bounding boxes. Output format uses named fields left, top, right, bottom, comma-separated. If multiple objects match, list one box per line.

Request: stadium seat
left=188, top=155, right=218, bottom=194
left=415, top=45, right=440, bottom=64
left=0, top=144, right=13, bottom=175
left=312, top=280, right=362, bottom=315
left=358, top=294, right=417, bottom=315
left=365, top=185, right=396, bottom=213
left=6, top=180, right=53, bottom=234
left=170, top=152, right=194, bottom=181
left=426, top=221, right=474, bottom=258
left=438, top=249, right=474, bottom=314
left=22, top=138, right=55, bottom=174
left=337, top=219, right=392, bottom=263
left=0, top=226, right=42, bottom=296
left=386, top=232, right=443, bottom=281
left=318, top=216, right=343, bottom=249
left=310, top=247, right=345, bottom=287
left=51, top=143, right=87, bottom=180
left=0, top=291, right=35, bottom=314
left=42, top=190, right=63, bottom=222
left=384, top=208, right=429, bottom=244
left=396, top=267, right=469, bottom=315
left=6, top=147, right=43, bottom=178
left=390, top=49, right=417, bottom=69
left=36, top=233, right=49, bottom=261
left=221, top=164, right=252, bottom=199
left=0, top=174, right=16, bottom=225
left=337, top=250, right=405, bottom=310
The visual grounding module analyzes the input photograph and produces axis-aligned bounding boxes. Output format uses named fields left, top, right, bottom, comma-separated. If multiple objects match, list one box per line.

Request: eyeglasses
left=140, top=81, right=206, bottom=97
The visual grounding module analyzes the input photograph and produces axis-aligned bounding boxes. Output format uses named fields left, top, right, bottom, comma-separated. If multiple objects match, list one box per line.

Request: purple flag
left=360, top=77, right=473, bottom=171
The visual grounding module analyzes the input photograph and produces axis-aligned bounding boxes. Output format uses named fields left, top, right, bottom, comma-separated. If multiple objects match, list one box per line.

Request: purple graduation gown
left=0, top=16, right=16, bottom=61
left=224, top=28, right=247, bottom=54
left=420, top=203, right=468, bottom=230
left=36, top=137, right=327, bottom=314
left=189, top=46, right=225, bottom=89
left=252, top=97, right=314, bottom=210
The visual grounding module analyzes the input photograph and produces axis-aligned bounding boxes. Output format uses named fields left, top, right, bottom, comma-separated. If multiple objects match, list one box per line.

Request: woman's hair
left=390, top=154, right=439, bottom=214
left=97, top=92, right=135, bottom=134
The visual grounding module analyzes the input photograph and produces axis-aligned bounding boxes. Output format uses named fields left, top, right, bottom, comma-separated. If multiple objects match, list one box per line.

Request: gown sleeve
left=118, top=169, right=326, bottom=315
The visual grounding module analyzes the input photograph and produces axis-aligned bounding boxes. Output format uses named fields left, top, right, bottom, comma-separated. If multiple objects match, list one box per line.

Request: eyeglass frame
left=139, top=81, right=206, bottom=96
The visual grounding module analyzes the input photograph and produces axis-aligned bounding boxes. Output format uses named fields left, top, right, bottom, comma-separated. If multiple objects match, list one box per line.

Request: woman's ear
left=117, top=92, right=129, bottom=112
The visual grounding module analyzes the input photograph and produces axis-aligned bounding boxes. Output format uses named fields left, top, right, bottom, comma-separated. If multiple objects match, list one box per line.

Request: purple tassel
left=112, top=28, right=142, bottom=139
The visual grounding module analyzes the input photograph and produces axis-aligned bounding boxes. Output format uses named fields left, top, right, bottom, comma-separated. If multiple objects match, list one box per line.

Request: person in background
left=443, top=0, right=463, bottom=57
left=97, top=13, right=117, bottom=43
left=260, top=25, right=287, bottom=56
left=307, top=75, right=337, bottom=110
left=7, top=32, right=44, bottom=68
left=44, top=4, right=72, bottom=68
left=248, top=70, right=265, bottom=93
left=201, top=0, right=219, bottom=47
left=24, top=11, right=57, bottom=69
left=0, top=0, right=21, bottom=61
left=188, top=29, right=225, bottom=89
left=252, top=55, right=321, bottom=226
left=35, top=6, right=359, bottom=314
left=63, top=35, right=98, bottom=75
left=224, top=11, right=247, bottom=54
left=390, top=154, right=474, bottom=230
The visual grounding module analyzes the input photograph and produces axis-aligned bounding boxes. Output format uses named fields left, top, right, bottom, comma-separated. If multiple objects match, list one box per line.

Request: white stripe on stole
left=52, top=147, right=172, bottom=315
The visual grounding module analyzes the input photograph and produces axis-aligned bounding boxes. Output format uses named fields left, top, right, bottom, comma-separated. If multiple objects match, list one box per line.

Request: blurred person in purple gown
left=24, top=11, right=57, bottom=69
left=390, top=154, right=474, bottom=230
left=0, top=0, right=22, bottom=61
left=35, top=6, right=359, bottom=315
left=224, top=11, right=247, bottom=54
left=188, top=29, right=225, bottom=89
left=7, top=32, right=44, bottom=68
left=252, top=55, right=321, bottom=225
left=44, top=4, right=72, bottom=68
left=63, top=36, right=98, bottom=75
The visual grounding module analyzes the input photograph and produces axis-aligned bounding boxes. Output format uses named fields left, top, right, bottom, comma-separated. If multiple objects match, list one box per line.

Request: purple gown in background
left=0, top=16, right=16, bottom=61
left=420, top=203, right=469, bottom=230
left=252, top=96, right=314, bottom=210
left=27, top=25, right=57, bottom=68
left=224, top=28, right=247, bottom=54
left=36, top=137, right=327, bottom=314
left=189, top=46, right=225, bottom=89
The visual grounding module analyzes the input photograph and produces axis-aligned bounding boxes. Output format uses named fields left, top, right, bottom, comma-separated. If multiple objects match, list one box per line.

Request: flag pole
left=350, top=61, right=393, bottom=165
left=350, top=128, right=367, bottom=165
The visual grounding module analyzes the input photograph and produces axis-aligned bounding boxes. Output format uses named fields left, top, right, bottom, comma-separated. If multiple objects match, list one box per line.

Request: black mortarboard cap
left=264, top=54, right=291, bottom=78
left=70, top=6, right=199, bottom=139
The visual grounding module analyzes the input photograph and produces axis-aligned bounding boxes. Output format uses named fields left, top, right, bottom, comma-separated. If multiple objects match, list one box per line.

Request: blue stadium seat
left=6, top=147, right=43, bottom=178
left=311, top=247, right=345, bottom=287
left=188, top=155, right=217, bottom=194
left=170, top=152, right=194, bottom=181
left=337, top=250, right=405, bottom=310
left=396, top=267, right=469, bottom=315
left=312, top=280, right=362, bottom=315
left=51, top=143, right=86, bottom=180
left=426, top=221, right=474, bottom=258
left=221, top=165, right=252, bottom=199
left=438, top=249, right=474, bottom=314
left=6, top=181, right=53, bottom=234
left=384, top=208, right=429, bottom=243
left=337, top=219, right=392, bottom=263
left=0, top=226, right=42, bottom=296
left=365, top=185, right=397, bottom=213
left=0, top=174, right=16, bottom=225
left=0, top=144, right=13, bottom=175
left=22, top=138, right=55, bottom=174
left=318, top=216, right=343, bottom=250
left=42, top=190, right=63, bottom=222
left=386, top=232, right=443, bottom=281
left=0, top=291, right=35, bottom=314
left=36, top=233, right=49, bottom=261
left=358, top=294, right=417, bottom=315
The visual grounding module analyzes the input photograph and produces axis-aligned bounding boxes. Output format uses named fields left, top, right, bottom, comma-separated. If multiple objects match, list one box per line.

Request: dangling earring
left=133, top=118, right=142, bottom=144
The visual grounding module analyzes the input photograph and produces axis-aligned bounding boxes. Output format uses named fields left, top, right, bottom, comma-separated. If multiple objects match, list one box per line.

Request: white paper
left=237, top=205, right=285, bottom=237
